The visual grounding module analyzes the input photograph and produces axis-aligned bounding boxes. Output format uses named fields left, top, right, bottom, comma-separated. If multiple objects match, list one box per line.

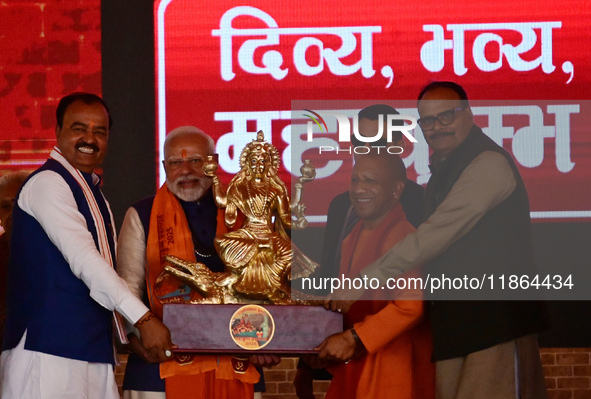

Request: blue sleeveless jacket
left=2, top=159, right=115, bottom=364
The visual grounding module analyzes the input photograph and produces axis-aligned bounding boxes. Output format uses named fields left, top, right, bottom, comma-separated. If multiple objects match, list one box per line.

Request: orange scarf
left=340, top=204, right=408, bottom=327
left=145, top=184, right=226, bottom=318
left=145, top=184, right=258, bottom=397
left=340, top=203, right=407, bottom=278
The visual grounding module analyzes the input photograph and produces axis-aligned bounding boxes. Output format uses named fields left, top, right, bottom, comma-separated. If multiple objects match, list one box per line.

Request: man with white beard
left=117, top=126, right=271, bottom=399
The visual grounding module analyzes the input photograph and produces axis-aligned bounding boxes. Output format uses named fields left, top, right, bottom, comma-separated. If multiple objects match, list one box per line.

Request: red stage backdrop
left=156, top=0, right=590, bottom=223
left=0, top=1, right=102, bottom=175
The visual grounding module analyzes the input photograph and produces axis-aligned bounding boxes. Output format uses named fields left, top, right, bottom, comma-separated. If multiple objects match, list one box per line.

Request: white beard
left=167, top=175, right=212, bottom=202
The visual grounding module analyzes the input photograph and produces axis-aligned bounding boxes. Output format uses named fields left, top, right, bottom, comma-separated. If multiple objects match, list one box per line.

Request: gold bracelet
left=135, top=312, right=154, bottom=327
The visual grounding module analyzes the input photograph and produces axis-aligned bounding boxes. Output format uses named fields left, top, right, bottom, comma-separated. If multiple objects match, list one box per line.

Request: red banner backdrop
left=0, top=1, right=102, bottom=175
left=155, top=0, right=590, bottom=222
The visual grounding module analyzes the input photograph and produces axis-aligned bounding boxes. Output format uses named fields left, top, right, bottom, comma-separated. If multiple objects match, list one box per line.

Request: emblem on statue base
left=230, top=305, right=275, bottom=350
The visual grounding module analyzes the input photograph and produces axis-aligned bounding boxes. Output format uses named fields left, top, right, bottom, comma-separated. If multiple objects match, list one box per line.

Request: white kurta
left=0, top=162, right=148, bottom=399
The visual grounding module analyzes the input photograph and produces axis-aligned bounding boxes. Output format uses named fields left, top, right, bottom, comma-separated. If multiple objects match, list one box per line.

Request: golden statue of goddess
left=201, top=131, right=314, bottom=303
left=163, top=131, right=317, bottom=304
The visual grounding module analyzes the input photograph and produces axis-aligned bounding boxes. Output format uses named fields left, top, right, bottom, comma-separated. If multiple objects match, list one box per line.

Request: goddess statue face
left=248, top=150, right=270, bottom=180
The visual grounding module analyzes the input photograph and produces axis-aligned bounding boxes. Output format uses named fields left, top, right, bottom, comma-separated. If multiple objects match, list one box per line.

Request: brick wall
left=541, top=348, right=591, bottom=399
left=0, top=0, right=101, bottom=176
left=261, top=358, right=329, bottom=399
left=115, top=354, right=128, bottom=399
left=115, top=350, right=591, bottom=398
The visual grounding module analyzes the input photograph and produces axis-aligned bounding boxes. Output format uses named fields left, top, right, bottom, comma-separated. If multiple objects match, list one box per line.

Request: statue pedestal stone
left=163, top=303, right=343, bottom=354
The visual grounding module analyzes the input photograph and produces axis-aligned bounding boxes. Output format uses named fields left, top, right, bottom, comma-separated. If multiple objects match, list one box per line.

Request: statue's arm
left=291, top=159, right=316, bottom=210
left=225, top=200, right=238, bottom=228
left=276, top=182, right=292, bottom=228
left=203, top=156, right=227, bottom=208
left=211, top=176, right=227, bottom=209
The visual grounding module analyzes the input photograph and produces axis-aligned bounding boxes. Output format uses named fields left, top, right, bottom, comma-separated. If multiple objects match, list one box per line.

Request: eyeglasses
left=66, top=124, right=108, bottom=137
left=163, top=157, right=204, bottom=170
left=417, top=107, right=465, bottom=131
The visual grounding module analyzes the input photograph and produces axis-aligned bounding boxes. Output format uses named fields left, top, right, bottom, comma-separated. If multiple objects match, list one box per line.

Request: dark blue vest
left=2, top=159, right=115, bottom=364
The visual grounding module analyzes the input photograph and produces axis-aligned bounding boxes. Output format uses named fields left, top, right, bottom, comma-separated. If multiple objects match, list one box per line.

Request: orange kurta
left=326, top=204, right=435, bottom=399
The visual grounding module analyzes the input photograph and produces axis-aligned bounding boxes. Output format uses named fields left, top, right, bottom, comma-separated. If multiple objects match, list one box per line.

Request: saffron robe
left=326, top=204, right=435, bottom=399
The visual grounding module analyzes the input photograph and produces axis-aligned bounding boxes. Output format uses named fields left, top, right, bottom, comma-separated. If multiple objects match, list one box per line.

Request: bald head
left=354, top=151, right=407, bottom=183
left=163, top=126, right=215, bottom=202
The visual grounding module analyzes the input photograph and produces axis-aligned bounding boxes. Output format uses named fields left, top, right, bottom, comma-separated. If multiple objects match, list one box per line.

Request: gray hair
left=164, top=126, right=215, bottom=156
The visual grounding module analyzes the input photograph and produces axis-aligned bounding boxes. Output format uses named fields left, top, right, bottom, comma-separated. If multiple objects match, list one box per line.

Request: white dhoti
left=1, top=332, right=119, bottom=399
